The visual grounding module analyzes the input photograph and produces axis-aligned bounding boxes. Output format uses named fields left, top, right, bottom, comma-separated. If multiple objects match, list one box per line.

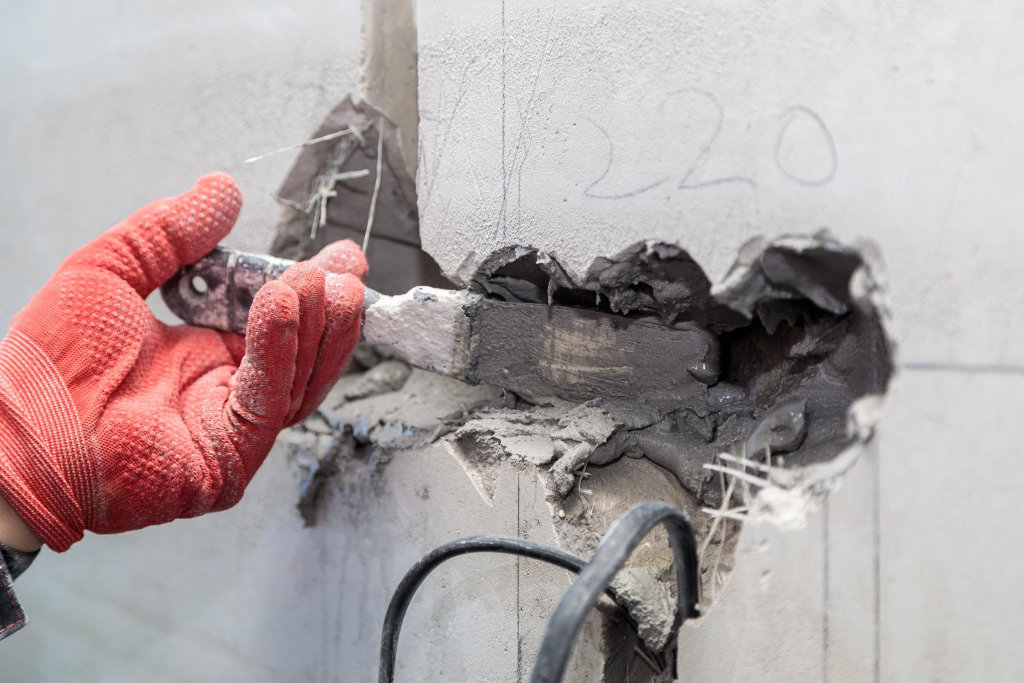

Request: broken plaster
left=282, top=231, right=893, bottom=653
left=444, top=231, right=894, bottom=640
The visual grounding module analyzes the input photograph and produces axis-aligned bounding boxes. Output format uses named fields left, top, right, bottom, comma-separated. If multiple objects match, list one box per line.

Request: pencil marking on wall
left=582, top=116, right=669, bottom=199
left=775, top=106, right=838, bottom=186
left=669, top=88, right=756, bottom=191
left=583, top=88, right=756, bottom=201
left=498, top=0, right=559, bottom=237
left=421, top=61, right=473, bottom=213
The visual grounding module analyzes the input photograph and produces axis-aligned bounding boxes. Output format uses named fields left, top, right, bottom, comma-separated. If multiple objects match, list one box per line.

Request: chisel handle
left=160, top=247, right=382, bottom=334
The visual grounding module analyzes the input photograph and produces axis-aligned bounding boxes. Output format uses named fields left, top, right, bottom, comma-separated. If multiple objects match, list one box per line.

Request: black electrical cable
left=378, top=503, right=700, bottom=683
left=529, top=501, right=701, bottom=683
left=378, top=535, right=609, bottom=683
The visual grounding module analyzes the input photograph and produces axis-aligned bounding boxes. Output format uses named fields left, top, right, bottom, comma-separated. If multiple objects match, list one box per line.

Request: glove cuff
left=0, top=332, right=88, bottom=552
left=0, top=420, right=84, bottom=552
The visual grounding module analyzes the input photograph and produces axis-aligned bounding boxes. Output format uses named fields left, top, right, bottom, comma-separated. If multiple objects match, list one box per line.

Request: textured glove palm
left=0, top=173, right=366, bottom=551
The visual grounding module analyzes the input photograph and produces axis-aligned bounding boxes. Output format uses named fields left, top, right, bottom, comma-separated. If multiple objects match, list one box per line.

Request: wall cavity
left=447, top=232, right=893, bottom=617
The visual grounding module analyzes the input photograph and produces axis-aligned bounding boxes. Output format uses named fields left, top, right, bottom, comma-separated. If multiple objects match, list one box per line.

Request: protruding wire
left=363, top=117, right=386, bottom=255
left=242, top=128, right=354, bottom=164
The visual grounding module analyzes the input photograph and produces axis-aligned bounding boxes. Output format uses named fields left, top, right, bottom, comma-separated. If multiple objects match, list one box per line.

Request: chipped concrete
left=322, top=366, right=502, bottom=447
left=287, top=228, right=893, bottom=656
left=445, top=399, right=625, bottom=501
left=418, top=233, right=889, bottom=653
left=609, top=568, right=677, bottom=653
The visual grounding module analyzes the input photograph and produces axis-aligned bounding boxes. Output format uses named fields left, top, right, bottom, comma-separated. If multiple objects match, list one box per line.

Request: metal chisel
left=161, top=247, right=720, bottom=407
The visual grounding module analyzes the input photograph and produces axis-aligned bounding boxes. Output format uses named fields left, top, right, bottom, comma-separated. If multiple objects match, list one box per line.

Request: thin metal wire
left=363, top=117, right=386, bottom=255
left=242, top=128, right=354, bottom=164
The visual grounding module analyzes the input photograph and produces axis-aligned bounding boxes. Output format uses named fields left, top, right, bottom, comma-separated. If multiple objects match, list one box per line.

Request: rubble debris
left=609, top=568, right=677, bottom=652
left=334, top=359, right=411, bottom=404
left=444, top=399, right=637, bottom=501
left=281, top=362, right=505, bottom=517
left=296, top=427, right=356, bottom=527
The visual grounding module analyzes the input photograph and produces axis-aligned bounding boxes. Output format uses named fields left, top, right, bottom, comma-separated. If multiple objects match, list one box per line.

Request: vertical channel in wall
left=270, top=0, right=446, bottom=295
left=362, top=0, right=419, bottom=180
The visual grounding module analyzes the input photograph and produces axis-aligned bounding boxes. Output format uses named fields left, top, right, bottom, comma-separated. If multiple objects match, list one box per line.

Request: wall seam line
left=823, top=493, right=830, bottom=683
left=516, top=471, right=522, bottom=682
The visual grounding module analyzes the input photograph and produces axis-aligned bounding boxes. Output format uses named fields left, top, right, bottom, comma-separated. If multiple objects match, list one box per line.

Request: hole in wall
left=269, top=123, right=893, bottom=662
left=258, top=41, right=892, bottom=670
left=446, top=232, right=893, bottom=626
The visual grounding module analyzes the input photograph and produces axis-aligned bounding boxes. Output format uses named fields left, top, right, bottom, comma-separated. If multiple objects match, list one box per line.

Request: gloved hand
left=0, top=173, right=367, bottom=551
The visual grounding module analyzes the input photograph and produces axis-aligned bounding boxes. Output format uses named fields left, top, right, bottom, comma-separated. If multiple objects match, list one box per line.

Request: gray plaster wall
left=416, top=1, right=1024, bottom=680
left=2, top=1, right=1023, bottom=682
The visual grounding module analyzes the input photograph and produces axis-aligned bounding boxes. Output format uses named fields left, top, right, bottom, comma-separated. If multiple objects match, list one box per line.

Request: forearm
left=0, top=498, right=40, bottom=641
left=0, top=493, right=41, bottom=553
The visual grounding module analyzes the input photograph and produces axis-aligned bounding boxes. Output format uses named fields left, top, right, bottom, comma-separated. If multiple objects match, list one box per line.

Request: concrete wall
left=416, top=1, right=1024, bottom=680
left=2, top=1, right=1023, bottom=681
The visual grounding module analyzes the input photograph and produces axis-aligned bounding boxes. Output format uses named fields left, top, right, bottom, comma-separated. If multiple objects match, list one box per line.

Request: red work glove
left=0, top=173, right=367, bottom=551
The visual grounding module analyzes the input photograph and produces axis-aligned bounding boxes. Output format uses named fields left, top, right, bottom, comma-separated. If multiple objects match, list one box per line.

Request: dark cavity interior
left=470, top=235, right=893, bottom=504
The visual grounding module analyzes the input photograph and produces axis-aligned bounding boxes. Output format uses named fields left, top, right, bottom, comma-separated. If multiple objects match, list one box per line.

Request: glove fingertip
left=310, top=240, right=369, bottom=281
left=325, top=272, right=365, bottom=332
left=281, top=260, right=327, bottom=290
left=177, top=172, right=243, bottom=254
left=247, top=280, right=300, bottom=336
